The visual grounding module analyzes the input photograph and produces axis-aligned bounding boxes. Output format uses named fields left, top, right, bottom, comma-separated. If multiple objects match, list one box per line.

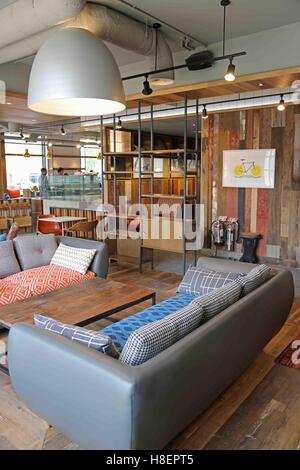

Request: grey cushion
left=14, top=234, right=58, bottom=270
left=0, top=240, right=21, bottom=278
left=34, top=314, right=119, bottom=359
left=120, top=302, right=204, bottom=366
left=178, top=265, right=244, bottom=295
left=192, top=281, right=242, bottom=323
left=237, top=264, right=271, bottom=297
left=197, top=257, right=255, bottom=274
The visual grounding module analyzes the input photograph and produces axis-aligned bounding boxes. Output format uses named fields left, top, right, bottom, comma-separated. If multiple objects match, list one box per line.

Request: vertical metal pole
left=194, top=99, right=200, bottom=266
left=113, top=114, right=117, bottom=209
left=138, top=101, right=143, bottom=273
left=100, top=116, right=104, bottom=241
left=183, top=95, right=188, bottom=275
left=150, top=103, right=154, bottom=270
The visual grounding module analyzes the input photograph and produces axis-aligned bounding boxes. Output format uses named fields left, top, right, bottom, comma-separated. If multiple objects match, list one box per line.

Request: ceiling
left=1, top=0, right=300, bottom=68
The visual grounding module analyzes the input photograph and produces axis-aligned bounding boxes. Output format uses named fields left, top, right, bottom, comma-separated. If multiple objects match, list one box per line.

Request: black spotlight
left=20, top=128, right=25, bottom=140
left=142, top=76, right=153, bottom=96
left=116, top=118, right=122, bottom=130
left=61, top=125, right=66, bottom=136
left=202, top=105, right=208, bottom=119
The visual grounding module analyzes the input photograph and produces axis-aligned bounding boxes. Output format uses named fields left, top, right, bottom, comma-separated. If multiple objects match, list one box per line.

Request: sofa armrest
left=58, top=236, right=109, bottom=278
left=8, top=324, right=134, bottom=450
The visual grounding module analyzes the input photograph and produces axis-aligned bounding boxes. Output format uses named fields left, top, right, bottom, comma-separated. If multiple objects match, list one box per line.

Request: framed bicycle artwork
left=222, top=149, right=276, bottom=189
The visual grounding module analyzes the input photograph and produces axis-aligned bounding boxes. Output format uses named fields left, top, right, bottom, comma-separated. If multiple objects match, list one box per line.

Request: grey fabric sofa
left=8, top=259, right=294, bottom=450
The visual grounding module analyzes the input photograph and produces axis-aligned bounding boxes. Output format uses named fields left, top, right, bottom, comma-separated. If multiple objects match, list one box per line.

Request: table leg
left=152, top=293, right=156, bottom=306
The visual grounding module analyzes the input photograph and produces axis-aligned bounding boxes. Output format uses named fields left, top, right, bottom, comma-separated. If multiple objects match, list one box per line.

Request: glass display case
left=45, top=175, right=101, bottom=200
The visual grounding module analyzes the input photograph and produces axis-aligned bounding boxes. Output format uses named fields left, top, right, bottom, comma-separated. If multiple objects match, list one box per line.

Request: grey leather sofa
left=8, top=259, right=294, bottom=450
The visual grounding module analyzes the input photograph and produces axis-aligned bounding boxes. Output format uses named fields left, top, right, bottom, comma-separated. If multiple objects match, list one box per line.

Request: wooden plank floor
left=0, top=261, right=300, bottom=450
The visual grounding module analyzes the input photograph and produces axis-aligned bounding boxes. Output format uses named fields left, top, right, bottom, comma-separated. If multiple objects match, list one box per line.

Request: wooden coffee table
left=0, top=278, right=156, bottom=375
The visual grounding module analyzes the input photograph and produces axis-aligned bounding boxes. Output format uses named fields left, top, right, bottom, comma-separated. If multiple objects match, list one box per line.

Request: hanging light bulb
left=24, top=148, right=31, bottom=158
left=224, top=57, right=236, bottom=82
left=76, top=144, right=81, bottom=149
left=202, top=105, right=208, bottom=119
left=116, top=118, right=123, bottom=130
left=142, top=76, right=153, bottom=96
left=48, top=141, right=53, bottom=148
left=97, top=151, right=102, bottom=161
left=277, top=94, right=285, bottom=112
left=61, top=125, right=66, bottom=136
left=46, top=147, right=52, bottom=159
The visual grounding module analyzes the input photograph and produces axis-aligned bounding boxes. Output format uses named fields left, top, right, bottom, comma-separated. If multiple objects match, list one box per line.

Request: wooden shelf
left=141, top=193, right=196, bottom=200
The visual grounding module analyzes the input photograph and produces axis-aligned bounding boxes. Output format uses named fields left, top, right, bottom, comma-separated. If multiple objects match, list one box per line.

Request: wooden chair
left=64, top=220, right=99, bottom=239
left=37, top=214, right=62, bottom=236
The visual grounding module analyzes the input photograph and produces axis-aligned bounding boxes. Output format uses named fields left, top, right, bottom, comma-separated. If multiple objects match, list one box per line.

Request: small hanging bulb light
left=277, top=94, right=285, bottom=112
left=76, top=144, right=81, bottom=149
left=97, top=144, right=102, bottom=160
left=224, top=57, right=236, bottom=82
left=61, top=125, right=66, bottom=136
left=46, top=147, right=52, bottom=159
left=24, top=148, right=31, bottom=158
left=116, top=118, right=122, bottom=130
left=48, top=141, right=53, bottom=148
left=202, top=105, right=208, bottom=119
left=142, top=75, right=153, bottom=96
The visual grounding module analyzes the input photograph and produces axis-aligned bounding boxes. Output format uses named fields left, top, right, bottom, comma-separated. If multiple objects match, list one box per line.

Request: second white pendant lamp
left=28, top=28, right=126, bottom=117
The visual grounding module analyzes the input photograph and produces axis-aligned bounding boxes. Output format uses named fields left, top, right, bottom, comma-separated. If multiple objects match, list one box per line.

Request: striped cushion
left=192, top=281, right=242, bottom=323
left=0, top=281, right=32, bottom=306
left=6, top=265, right=95, bottom=296
left=51, top=243, right=96, bottom=275
left=34, top=314, right=119, bottom=358
left=178, top=265, right=244, bottom=295
left=120, top=302, right=204, bottom=366
left=237, top=264, right=271, bottom=297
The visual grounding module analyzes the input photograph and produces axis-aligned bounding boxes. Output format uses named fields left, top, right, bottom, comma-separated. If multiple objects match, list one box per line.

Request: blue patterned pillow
left=34, top=314, right=119, bottom=358
left=178, top=266, right=245, bottom=295
left=120, top=302, right=204, bottom=366
left=0, top=234, right=7, bottom=242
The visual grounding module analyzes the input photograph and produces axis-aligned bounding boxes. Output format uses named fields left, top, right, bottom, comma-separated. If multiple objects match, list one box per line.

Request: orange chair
left=37, top=214, right=62, bottom=236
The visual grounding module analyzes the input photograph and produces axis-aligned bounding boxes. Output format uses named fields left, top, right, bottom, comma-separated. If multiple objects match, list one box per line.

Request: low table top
left=0, top=278, right=156, bottom=329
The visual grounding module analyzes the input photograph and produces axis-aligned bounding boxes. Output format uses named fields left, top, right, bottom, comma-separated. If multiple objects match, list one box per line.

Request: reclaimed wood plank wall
left=201, top=105, right=300, bottom=266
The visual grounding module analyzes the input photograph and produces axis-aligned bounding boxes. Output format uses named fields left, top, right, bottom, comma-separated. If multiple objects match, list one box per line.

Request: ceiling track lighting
left=224, top=57, right=236, bottom=82
left=20, top=128, right=25, bottom=140
left=142, top=75, right=153, bottom=96
left=116, top=118, right=123, bottom=130
left=277, top=94, right=286, bottom=112
left=202, top=105, right=208, bottom=119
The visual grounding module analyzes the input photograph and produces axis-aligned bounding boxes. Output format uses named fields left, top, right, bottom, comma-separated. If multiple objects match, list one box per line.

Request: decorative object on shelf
left=28, top=28, right=126, bottom=117
left=239, top=232, right=261, bottom=263
left=223, top=149, right=276, bottom=188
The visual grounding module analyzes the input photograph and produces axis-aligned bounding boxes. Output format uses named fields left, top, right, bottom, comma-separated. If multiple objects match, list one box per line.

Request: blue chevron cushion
left=101, top=293, right=197, bottom=351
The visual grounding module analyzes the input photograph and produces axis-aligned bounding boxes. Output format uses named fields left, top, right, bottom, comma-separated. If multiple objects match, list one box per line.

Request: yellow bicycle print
left=233, top=159, right=262, bottom=178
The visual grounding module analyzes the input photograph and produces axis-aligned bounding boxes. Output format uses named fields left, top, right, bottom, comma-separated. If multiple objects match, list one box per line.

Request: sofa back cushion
left=192, top=281, right=242, bottom=323
left=120, top=302, right=204, bottom=366
left=178, top=265, right=244, bottom=295
left=0, top=240, right=21, bottom=278
left=51, top=243, right=96, bottom=275
left=237, top=264, right=271, bottom=297
left=197, top=257, right=255, bottom=274
left=14, top=234, right=57, bottom=270
left=34, top=314, right=119, bottom=359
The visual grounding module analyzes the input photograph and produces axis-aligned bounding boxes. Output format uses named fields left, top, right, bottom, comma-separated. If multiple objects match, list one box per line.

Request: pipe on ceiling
left=0, top=1, right=174, bottom=84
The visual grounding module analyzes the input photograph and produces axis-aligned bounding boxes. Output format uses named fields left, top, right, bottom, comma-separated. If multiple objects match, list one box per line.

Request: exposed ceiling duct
left=0, top=0, right=174, bottom=85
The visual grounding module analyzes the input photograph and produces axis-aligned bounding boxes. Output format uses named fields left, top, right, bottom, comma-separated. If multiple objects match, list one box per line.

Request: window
left=5, top=139, right=44, bottom=189
left=81, top=146, right=102, bottom=175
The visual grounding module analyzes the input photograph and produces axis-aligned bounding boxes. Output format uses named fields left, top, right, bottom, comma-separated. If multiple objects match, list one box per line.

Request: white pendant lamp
left=28, top=28, right=126, bottom=117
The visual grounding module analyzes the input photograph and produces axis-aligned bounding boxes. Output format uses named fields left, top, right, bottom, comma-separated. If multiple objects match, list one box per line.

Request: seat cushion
left=0, top=281, right=32, bottom=306
left=119, top=302, right=204, bottom=366
left=0, top=240, right=21, bottom=279
left=34, top=314, right=120, bottom=359
left=237, top=264, right=271, bottom=297
left=6, top=265, right=95, bottom=296
left=13, top=234, right=58, bottom=270
left=192, top=281, right=242, bottom=323
left=101, top=293, right=196, bottom=351
left=178, top=265, right=244, bottom=295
